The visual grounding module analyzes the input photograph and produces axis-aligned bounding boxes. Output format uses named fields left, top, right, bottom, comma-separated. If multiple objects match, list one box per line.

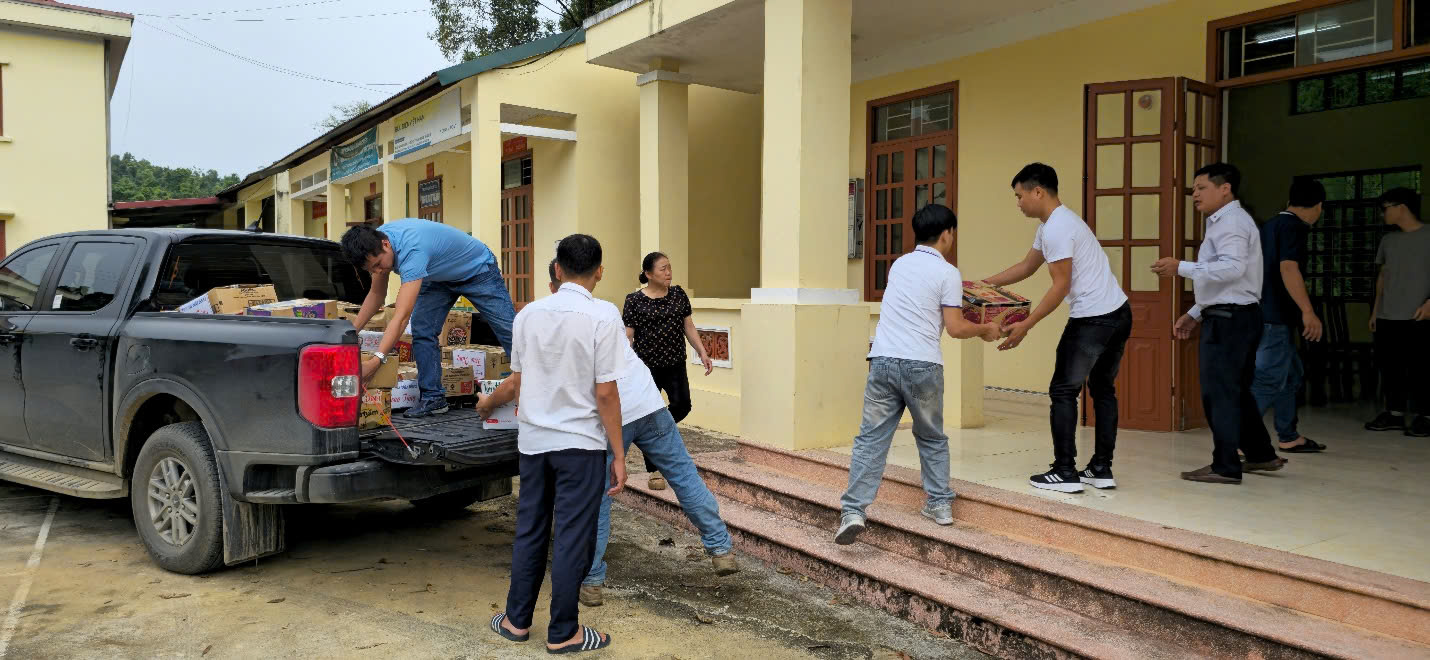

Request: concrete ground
left=0, top=430, right=985, bottom=660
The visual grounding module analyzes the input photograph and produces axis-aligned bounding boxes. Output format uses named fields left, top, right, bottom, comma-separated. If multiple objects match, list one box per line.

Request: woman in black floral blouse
left=624, top=252, right=713, bottom=490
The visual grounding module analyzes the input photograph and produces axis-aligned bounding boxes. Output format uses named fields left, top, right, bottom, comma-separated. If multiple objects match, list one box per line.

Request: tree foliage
left=316, top=100, right=375, bottom=131
left=110, top=153, right=240, bottom=203
left=428, top=0, right=623, bottom=62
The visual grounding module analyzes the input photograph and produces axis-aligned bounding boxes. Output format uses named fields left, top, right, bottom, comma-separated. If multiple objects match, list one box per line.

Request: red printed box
left=962, top=281, right=1031, bottom=326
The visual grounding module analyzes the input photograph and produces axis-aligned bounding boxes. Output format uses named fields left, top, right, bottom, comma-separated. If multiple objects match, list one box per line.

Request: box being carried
left=246, top=298, right=341, bottom=319
left=441, top=363, right=474, bottom=397
left=359, top=330, right=413, bottom=362
left=177, top=284, right=277, bottom=315
left=446, top=344, right=510, bottom=380
left=961, top=281, right=1031, bottom=326
left=479, top=380, right=518, bottom=430
left=361, top=351, right=398, bottom=388
left=359, top=389, right=392, bottom=430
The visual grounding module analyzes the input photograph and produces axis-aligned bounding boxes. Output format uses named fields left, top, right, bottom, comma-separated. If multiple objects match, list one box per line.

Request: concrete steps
left=615, top=442, right=1430, bottom=659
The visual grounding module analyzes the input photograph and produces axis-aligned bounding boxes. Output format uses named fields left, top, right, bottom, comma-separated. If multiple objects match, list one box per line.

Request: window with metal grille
left=1221, top=0, right=1396, bottom=80
left=1292, top=57, right=1430, bottom=113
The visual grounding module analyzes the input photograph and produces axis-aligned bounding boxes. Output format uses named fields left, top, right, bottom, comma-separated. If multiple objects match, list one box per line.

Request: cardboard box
left=177, top=284, right=277, bottom=315
left=962, top=280, right=1031, bottom=326
left=479, top=379, right=518, bottom=430
left=359, top=389, right=392, bottom=430
left=246, top=298, right=341, bottom=319
left=391, top=380, right=419, bottom=410
left=361, top=352, right=399, bottom=389
left=358, top=330, right=413, bottom=362
left=396, top=362, right=419, bottom=382
left=441, top=363, right=474, bottom=397
left=405, top=311, right=473, bottom=347
left=447, top=344, right=510, bottom=380
left=335, top=301, right=362, bottom=322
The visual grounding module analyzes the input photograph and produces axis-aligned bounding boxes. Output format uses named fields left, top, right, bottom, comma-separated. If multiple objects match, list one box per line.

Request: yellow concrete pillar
left=472, top=90, right=503, bottom=252
left=325, top=182, right=348, bottom=241
left=243, top=197, right=262, bottom=231
left=381, top=159, right=408, bottom=223
left=638, top=60, right=690, bottom=291
left=738, top=0, right=866, bottom=450
left=274, top=171, right=299, bottom=236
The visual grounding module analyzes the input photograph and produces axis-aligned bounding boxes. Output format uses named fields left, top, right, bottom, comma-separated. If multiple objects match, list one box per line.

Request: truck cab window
left=0, top=245, right=59, bottom=312
left=53, top=242, right=138, bottom=312
left=154, top=242, right=369, bottom=309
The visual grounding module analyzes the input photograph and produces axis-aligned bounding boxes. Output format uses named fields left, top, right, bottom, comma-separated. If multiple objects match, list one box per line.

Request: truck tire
left=130, top=421, right=225, bottom=575
left=409, top=488, right=482, bottom=516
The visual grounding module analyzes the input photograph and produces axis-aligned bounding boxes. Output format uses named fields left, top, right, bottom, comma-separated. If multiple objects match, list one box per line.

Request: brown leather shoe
left=1242, top=457, right=1288, bottom=472
left=711, top=553, right=740, bottom=577
left=1180, top=465, right=1241, bottom=484
left=648, top=474, right=667, bottom=490
left=579, top=585, right=603, bottom=607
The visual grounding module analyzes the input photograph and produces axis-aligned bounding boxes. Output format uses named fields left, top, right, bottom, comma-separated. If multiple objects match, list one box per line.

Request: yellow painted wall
left=683, top=301, right=744, bottom=434
left=688, top=87, right=761, bottom=299
left=401, top=147, right=473, bottom=233
left=0, top=27, right=111, bottom=251
left=844, top=0, right=1285, bottom=393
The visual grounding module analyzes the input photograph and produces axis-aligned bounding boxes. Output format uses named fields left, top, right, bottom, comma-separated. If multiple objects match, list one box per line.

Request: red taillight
left=298, top=344, right=360, bottom=429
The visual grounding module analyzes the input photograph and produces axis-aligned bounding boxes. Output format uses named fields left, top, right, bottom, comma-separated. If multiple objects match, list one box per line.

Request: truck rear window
left=153, top=242, right=370, bottom=310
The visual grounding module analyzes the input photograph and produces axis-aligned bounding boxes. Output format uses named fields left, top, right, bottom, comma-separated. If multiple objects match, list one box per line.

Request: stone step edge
left=691, top=453, right=1429, bottom=659
left=617, top=475, right=1190, bottom=660
left=737, top=441, right=1430, bottom=616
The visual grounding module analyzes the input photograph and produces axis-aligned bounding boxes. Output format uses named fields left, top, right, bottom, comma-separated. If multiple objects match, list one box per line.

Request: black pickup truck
left=0, top=229, right=517, bottom=574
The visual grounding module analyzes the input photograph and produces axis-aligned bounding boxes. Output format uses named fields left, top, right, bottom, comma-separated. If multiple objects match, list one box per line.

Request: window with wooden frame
left=361, top=194, right=382, bottom=226
left=1211, top=0, right=1430, bottom=87
left=864, top=81, right=958, bottom=302
left=500, top=152, right=534, bottom=307
left=418, top=176, right=443, bottom=222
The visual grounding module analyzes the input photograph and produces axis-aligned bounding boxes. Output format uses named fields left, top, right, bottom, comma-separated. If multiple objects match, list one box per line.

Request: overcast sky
left=85, top=0, right=462, bottom=178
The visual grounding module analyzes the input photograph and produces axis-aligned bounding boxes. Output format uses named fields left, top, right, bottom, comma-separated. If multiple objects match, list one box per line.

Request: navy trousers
left=504, top=448, right=606, bottom=644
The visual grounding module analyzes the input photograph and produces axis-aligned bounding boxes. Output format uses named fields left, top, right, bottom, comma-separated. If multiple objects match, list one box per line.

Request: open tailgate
left=362, top=409, right=517, bottom=468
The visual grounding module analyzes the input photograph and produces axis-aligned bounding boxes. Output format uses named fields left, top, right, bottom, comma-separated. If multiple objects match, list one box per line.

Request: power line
left=143, top=0, right=354, bottom=18
left=137, top=9, right=425, bottom=22
left=136, top=19, right=404, bottom=92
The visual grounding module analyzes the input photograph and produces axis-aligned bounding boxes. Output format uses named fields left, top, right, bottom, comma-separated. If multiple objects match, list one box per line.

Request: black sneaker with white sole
left=403, top=398, right=450, bottom=418
left=1364, top=411, right=1404, bottom=432
left=1079, top=464, right=1116, bottom=489
left=1029, top=466, right=1084, bottom=493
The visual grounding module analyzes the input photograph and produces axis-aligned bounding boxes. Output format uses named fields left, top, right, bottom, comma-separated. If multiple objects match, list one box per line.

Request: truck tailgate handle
left=0, top=333, right=17, bottom=345
left=70, top=336, right=100, bottom=350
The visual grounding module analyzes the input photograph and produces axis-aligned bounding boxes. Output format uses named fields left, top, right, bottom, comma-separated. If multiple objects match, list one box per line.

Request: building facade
left=0, top=0, right=131, bottom=255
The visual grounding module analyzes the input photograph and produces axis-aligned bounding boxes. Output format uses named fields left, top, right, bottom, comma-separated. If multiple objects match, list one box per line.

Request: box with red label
left=246, top=299, right=341, bottom=319
left=479, top=380, right=518, bottom=430
left=447, top=344, right=510, bottom=380
left=176, top=284, right=276, bottom=315
left=359, top=389, right=392, bottom=430
left=359, top=330, right=413, bottom=362
left=404, top=311, right=473, bottom=347
left=441, top=363, right=474, bottom=397
left=961, top=281, right=1031, bottom=326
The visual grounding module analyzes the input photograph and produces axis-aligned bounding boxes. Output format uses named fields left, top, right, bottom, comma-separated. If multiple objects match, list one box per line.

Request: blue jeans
left=1252, top=323, right=1302, bottom=443
left=411, top=264, right=515, bottom=404
left=840, top=357, right=954, bottom=518
left=584, top=409, right=731, bottom=586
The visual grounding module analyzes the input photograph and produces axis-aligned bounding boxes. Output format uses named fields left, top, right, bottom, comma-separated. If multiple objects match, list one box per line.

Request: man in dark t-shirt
left=1252, top=179, right=1326, bottom=452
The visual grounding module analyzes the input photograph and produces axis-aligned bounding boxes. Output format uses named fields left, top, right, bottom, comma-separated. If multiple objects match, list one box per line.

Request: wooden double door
left=1083, top=77, right=1219, bottom=431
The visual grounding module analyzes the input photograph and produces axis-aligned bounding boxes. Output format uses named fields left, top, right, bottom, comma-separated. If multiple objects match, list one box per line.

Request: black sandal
left=491, top=613, right=529, bottom=642
left=547, top=626, right=611, bottom=654
left=1280, top=438, right=1326, bottom=453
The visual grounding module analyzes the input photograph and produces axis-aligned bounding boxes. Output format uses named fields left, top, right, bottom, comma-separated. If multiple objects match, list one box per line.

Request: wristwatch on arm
left=372, top=351, right=389, bottom=364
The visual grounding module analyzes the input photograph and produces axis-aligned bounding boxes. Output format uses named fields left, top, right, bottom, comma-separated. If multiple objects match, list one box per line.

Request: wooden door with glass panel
left=1083, top=79, right=1178, bottom=432
left=864, top=83, right=957, bottom=301
left=500, top=152, right=534, bottom=309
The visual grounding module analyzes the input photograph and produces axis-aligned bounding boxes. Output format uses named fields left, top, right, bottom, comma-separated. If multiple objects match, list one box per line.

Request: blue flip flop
left=491, top=613, right=529, bottom=642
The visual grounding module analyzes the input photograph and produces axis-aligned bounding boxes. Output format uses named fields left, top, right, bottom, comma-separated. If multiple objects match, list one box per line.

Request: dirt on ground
left=0, top=425, right=985, bottom=660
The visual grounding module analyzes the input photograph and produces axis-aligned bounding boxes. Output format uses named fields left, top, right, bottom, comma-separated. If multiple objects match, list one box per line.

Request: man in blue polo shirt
left=343, top=219, right=516, bottom=418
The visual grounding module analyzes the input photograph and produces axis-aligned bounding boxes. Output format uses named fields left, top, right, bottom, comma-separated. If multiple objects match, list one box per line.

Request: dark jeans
left=1374, top=319, right=1430, bottom=416
left=504, top=448, right=605, bottom=645
left=411, top=265, right=516, bottom=405
left=1200, top=304, right=1277, bottom=478
left=1048, top=303, right=1133, bottom=472
left=645, top=364, right=692, bottom=473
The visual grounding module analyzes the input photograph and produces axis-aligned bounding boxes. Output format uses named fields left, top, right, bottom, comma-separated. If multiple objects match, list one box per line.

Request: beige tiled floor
left=827, top=393, right=1430, bottom=582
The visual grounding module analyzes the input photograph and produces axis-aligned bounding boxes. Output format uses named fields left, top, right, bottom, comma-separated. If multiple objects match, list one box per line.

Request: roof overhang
left=1, top=0, right=132, bottom=98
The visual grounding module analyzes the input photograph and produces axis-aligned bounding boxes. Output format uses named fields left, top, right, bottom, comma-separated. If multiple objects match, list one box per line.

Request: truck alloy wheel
left=148, top=457, right=200, bottom=546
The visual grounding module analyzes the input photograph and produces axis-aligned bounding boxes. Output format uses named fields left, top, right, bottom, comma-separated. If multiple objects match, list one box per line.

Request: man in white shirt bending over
left=835, top=204, right=1001, bottom=546
left=983, top=163, right=1131, bottom=494
left=490, top=234, right=624, bottom=654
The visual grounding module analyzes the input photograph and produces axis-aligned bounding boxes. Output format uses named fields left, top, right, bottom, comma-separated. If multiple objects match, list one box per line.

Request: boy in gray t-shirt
left=1365, top=188, right=1430, bottom=437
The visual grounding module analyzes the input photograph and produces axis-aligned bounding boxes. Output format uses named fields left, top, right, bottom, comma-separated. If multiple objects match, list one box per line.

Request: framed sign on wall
left=691, top=326, right=732, bottom=369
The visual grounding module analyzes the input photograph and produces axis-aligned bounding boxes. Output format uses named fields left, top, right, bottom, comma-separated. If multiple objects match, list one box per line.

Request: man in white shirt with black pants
left=1152, top=162, right=1286, bottom=484
left=984, top=163, right=1132, bottom=493
left=491, top=234, right=625, bottom=654
left=835, top=204, right=1001, bottom=545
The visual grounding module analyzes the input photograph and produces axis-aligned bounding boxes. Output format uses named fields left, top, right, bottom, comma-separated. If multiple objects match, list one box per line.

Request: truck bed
left=361, top=408, right=518, bottom=469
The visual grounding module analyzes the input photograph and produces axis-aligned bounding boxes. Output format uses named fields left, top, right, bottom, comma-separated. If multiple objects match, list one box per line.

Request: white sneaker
left=920, top=501, right=953, bottom=525
left=834, top=513, right=866, bottom=545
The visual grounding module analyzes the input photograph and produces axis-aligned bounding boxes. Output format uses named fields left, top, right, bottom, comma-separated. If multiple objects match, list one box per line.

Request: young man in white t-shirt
left=983, top=163, right=1132, bottom=494
left=835, top=205, right=1001, bottom=545
left=479, top=260, right=738, bottom=608
left=491, top=234, right=625, bottom=654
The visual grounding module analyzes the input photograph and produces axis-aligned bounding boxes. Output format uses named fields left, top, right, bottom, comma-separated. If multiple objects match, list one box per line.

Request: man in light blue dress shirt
left=1151, top=163, right=1286, bottom=484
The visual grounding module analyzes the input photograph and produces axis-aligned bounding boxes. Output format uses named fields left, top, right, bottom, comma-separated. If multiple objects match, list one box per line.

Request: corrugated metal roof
left=436, top=28, right=585, bottom=85
left=112, top=197, right=222, bottom=211
left=5, top=0, right=133, bottom=21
